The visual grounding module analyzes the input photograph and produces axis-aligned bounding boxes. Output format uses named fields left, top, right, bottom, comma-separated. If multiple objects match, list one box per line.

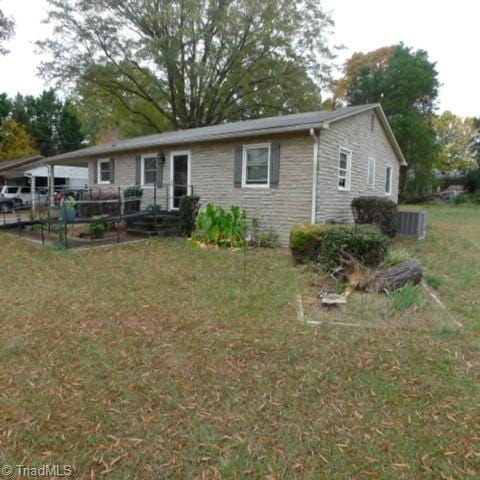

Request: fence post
left=63, top=202, right=68, bottom=249
left=41, top=221, right=45, bottom=246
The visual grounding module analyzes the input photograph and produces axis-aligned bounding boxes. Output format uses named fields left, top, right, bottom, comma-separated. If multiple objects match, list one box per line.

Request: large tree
left=9, top=89, right=84, bottom=157
left=0, top=1, right=14, bottom=55
left=0, top=119, right=38, bottom=161
left=432, top=111, right=478, bottom=172
left=335, top=44, right=440, bottom=197
left=38, top=0, right=335, bottom=134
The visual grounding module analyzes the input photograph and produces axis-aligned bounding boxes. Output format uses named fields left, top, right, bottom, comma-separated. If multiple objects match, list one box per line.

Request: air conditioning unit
left=398, top=211, right=427, bottom=239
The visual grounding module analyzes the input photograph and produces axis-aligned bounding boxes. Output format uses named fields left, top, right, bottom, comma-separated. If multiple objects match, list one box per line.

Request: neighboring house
left=47, top=104, right=407, bottom=244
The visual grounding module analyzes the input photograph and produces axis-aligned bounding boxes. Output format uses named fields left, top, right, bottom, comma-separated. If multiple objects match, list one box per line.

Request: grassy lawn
left=0, top=205, right=479, bottom=479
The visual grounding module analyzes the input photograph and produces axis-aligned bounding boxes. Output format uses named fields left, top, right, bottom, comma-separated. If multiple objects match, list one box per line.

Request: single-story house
left=47, top=103, right=407, bottom=244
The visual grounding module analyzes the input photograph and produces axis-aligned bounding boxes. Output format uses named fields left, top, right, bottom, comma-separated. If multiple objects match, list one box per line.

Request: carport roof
left=0, top=155, right=45, bottom=176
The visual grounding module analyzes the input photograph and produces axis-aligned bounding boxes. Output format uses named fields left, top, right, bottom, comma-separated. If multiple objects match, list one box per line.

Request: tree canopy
left=0, top=1, right=14, bottom=55
left=38, top=0, right=336, bottom=135
left=0, top=119, right=38, bottom=161
left=432, top=111, right=478, bottom=171
left=335, top=44, right=440, bottom=197
left=0, top=90, right=85, bottom=157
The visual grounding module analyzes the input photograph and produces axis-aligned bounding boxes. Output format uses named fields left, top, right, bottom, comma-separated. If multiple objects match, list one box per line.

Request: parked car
left=0, top=185, right=48, bottom=209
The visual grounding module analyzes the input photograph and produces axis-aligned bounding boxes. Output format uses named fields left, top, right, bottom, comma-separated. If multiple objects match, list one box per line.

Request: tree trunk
left=367, top=259, right=423, bottom=293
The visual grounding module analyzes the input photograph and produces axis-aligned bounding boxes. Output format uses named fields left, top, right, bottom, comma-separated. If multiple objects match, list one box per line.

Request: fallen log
left=366, top=259, right=423, bottom=293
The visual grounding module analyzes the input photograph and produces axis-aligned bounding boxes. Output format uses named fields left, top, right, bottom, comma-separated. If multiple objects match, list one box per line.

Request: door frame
left=169, top=150, right=191, bottom=211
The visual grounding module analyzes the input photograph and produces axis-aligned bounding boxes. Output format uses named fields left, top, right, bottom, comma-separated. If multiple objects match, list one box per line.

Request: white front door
left=169, top=151, right=191, bottom=210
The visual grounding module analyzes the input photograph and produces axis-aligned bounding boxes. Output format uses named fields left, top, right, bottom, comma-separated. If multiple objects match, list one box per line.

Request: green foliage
left=466, top=168, right=480, bottom=191
left=468, top=192, right=480, bottom=205
left=432, top=111, right=477, bottom=171
left=6, top=89, right=84, bottom=157
left=322, top=225, right=389, bottom=269
left=351, top=196, right=399, bottom=237
left=450, top=194, right=466, bottom=205
left=425, top=275, right=442, bottom=289
left=38, top=0, right=336, bottom=133
left=0, top=118, right=38, bottom=161
left=62, top=195, right=77, bottom=211
left=193, top=204, right=247, bottom=248
left=381, top=247, right=413, bottom=268
left=89, top=216, right=108, bottom=238
left=387, top=282, right=425, bottom=313
left=289, top=224, right=335, bottom=264
left=338, top=44, right=440, bottom=198
left=249, top=218, right=280, bottom=248
left=179, top=196, right=201, bottom=237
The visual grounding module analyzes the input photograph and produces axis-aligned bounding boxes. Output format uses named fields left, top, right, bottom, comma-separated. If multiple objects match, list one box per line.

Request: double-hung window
left=242, top=144, right=270, bottom=187
left=338, top=148, right=352, bottom=191
left=98, top=159, right=112, bottom=184
left=367, top=158, right=376, bottom=188
left=385, top=166, right=393, bottom=195
left=142, top=155, right=157, bottom=185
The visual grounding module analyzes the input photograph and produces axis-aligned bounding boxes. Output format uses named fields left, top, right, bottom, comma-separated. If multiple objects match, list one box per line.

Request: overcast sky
left=0, top=0, right=478, bottom=117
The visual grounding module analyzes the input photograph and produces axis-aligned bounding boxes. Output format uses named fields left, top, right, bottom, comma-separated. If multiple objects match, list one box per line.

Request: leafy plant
left=450, top=193, right=466, bottom=205
left=381, top=247, right=413, bottom=268
left=193, top=203, right=247, bottom=248
left=62, top=195, right=77, bottom=211
left=387, top=282, right=426, bottom=313
left=249, top=218, right=280, bottom=248
left=351, top=196, right=399, bottom=237
left=90, top=216, right=108, bottom=239
left=322, top=224, right=389, bottom=269
left=289, top=224, right=335, bottom=264
left=179, top=195, right=200, bottom=237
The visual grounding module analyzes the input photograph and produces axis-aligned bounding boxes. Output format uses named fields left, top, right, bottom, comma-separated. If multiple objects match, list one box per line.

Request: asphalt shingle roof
left=48, top=104, right=380, bottom=162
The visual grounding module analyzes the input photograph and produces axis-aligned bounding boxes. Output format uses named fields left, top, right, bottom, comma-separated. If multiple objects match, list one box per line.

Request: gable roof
left=0, top=155, right=45, bottom=175
left=48, top=104, right=407, bottom=166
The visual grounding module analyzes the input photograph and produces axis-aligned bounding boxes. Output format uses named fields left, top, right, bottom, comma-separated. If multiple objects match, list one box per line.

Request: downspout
left=309, top=128, right=319, bottom=224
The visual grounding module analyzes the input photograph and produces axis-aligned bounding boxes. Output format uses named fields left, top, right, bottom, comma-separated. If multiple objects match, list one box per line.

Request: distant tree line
left=0, top=90, right=84, bottom=161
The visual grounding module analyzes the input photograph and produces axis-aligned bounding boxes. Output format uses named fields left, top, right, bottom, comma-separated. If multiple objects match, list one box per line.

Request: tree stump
left=368, top=259, right=423, bottom=293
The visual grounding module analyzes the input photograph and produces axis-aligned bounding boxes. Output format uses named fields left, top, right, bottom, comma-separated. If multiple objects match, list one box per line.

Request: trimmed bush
left=179, top=195, right=201, bottom=236
left=322, top=224, right=389, bottom=269
left=289, top=224, right=336, bottom=264
left=351, top=196, right=398, bottom=237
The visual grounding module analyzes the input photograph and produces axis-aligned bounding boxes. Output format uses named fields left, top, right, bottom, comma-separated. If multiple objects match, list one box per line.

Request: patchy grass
left=1, top=205, right=480, bottom=479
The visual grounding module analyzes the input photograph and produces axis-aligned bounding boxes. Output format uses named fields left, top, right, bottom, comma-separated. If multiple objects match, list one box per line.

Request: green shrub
left=289, top=224, right=335, bottom=264
left=249, top=218, right=280, bottom=248
left=322, top=224, right=389, bottom=269
left=179, top=195, right=201, bottom=237
left=193, top=203, right=247, bottom=247
left=90, top=216, right=108, bottom=238
left=466, top=168, right=480, bottom=191
left=351, top=196, right=399, bottom=237
left=381, top=247, right=413, bottom=268
left=468, top=191, right=480, bottom=205
left=450, top=193, right=466, bottom=204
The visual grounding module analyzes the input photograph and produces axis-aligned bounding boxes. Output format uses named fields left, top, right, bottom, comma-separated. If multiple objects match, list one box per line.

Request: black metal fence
left=0, top=182, right=194, bottom=248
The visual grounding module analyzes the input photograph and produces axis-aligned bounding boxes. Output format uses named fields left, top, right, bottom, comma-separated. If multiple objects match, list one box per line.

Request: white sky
left=0, top=0, right=478, bottom=117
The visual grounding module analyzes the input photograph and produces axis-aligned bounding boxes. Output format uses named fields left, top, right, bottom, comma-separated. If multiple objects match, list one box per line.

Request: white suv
left=0, top=186, right=48, bottom=209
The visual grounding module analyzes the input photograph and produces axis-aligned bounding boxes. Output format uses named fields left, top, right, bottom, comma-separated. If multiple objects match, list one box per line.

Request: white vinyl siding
left=242, top=144, right=270, bottom=188
left=367, top=157, right=375, bottom=188
left=338, top=148, right=352, bottom=191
